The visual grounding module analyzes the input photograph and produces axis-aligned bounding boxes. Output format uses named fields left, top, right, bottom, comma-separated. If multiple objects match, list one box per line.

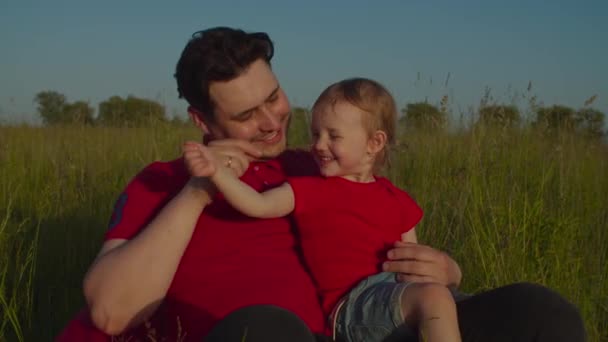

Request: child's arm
left=212, top=167, right=295, bottom=218
left=182, top=141, right=295, bottom=218
left=401, top=227, right=418, bottom=243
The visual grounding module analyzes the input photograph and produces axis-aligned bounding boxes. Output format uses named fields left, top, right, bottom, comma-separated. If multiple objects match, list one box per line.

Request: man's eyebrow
left=265, top=85, right=280, bottom=99
left=232, top=85, right=280, bottom=118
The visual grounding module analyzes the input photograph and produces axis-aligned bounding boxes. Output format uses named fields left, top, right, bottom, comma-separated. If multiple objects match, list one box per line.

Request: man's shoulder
left=133, top=158, right=188, bottom=191
left=138, top=157, right=186, bottom=178
left=105, top=158, right=188, bottom=240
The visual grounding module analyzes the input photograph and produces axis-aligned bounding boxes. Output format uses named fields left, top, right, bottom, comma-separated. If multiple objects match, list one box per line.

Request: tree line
left=34, top=90, right=175, bottom=126
left=400, top=101, right=606, bottom=139
left=33, top=90, right=606, bottom=140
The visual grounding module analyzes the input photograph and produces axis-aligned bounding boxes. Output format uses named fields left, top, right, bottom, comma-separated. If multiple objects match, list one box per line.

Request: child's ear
left=367, top=130, right=387, bottom=155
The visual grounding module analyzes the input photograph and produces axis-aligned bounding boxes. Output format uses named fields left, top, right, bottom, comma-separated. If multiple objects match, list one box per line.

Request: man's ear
left=367, top=130, right=387, bottom=155
left=188, top=106, right=210, bottom=134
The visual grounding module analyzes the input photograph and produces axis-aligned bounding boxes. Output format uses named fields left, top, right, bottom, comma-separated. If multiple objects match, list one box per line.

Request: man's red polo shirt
left=57, top=151, right=325, bottom=341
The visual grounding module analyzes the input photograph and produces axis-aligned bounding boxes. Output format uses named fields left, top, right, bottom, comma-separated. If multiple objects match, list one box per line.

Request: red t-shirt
left=289, top=176, right=423, bottom=316
left=57, top=150, right=325, bottom=341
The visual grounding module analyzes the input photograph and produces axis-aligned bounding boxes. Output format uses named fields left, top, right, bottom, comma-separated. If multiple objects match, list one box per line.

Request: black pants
left=205, top=282, right=586, bottom=342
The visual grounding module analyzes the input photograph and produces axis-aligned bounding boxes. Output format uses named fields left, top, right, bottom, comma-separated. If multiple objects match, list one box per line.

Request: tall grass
left=0, top=124, right=200, bottom=341
left=0, top=122, right=606, bottom=341
left=389, top=126, right=608, bottom=340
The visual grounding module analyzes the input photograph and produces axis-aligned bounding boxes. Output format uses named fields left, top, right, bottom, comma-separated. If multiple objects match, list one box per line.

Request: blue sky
left=1, top=0, right=607, bottom=124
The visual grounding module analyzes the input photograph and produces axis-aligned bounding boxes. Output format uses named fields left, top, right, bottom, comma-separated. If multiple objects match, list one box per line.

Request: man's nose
left=257, top=105, right=281, bottom=131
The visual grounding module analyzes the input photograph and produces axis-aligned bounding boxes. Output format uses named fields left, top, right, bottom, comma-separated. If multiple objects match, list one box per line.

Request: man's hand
left=383, top=241, right=462, bottom=287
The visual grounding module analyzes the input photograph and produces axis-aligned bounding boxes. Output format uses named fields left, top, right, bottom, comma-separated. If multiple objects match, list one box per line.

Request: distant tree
left=97, top=96, right=123, bottom=125
left=533, top=105, right=578, bottom=132
left=477, top=105, right=520, bottom=128
left=124, top=96, right=166, bottom=124
left=63, top=101, right=95, bottom=125
left=576, top=107, right=606, bottom=139
left=288, top=107, right=311, bottom=147
left=34, top=91, right=96, bottom=125
left=98, top=95, right=166, bottom=126
left=399, top=102, right=446, bottom=131
left=34, top=91, right=68, bottom=125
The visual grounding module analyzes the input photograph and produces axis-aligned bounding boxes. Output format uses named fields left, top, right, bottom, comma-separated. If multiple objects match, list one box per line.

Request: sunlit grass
left=0, top=122, right=606, bottom=341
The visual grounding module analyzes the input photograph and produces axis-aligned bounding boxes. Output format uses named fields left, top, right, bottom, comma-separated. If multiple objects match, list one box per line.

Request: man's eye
left=268, top=95, right=279, bottom=103
left=235, top=112, right=253, bottom=121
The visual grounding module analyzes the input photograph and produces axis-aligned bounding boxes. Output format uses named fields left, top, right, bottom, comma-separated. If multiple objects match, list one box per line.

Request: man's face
left=205, top=59, right=290, bottom=159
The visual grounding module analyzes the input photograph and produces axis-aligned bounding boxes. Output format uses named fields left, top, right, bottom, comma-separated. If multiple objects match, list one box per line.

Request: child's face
left=310, top=101, right=376, bottom=182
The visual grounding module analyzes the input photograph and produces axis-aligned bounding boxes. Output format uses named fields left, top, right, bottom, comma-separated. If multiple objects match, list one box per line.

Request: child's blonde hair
left=312, top=77, right=397, bottom=173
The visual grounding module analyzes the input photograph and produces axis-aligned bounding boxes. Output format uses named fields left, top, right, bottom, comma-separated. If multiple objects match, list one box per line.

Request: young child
left=183, top=78, right=461, bottom=342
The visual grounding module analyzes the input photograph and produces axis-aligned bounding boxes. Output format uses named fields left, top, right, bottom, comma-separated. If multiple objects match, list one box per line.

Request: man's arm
left=383, top=185, right=462, bottom=288
left=401, top=227, right=418, bottom=244
left=84, top=140, right=261, bottom=335
left=83, top=178, right=213, bottom=335
left=396, top=227, right=462, bottom=287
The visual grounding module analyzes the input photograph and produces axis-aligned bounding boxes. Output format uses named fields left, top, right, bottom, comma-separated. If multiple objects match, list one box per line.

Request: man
left=58, top=27, right=585, bottom=341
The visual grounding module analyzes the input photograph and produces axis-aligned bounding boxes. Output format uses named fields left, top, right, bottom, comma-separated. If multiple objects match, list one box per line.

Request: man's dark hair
left=175, top=27, right=274, bottom=121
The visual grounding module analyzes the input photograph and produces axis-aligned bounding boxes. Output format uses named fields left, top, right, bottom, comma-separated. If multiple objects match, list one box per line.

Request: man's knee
left=491, top=282, right=585, bottom=340
left=205, top=305, right=316, bottom=342
left=456, top=282, right=586, bottom=341
left=503, top=282, right=581, bottom=316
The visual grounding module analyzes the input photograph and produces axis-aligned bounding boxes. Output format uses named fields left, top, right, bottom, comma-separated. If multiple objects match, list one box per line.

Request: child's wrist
left=210, top=167, right=227, bottom=183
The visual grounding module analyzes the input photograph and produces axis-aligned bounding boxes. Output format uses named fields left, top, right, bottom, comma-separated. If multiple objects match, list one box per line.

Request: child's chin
left=319, top=169, right=332, bottom=177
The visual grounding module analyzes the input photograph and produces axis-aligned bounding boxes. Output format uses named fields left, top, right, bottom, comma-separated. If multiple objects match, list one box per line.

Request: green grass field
left=0, top=121, right=606, bottom=341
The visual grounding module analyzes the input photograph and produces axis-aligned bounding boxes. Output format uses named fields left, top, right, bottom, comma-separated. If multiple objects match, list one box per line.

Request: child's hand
left=182, top=141, right=219, bottom=178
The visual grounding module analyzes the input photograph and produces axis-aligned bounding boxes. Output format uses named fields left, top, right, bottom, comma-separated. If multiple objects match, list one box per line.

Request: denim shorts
left=333, top=272, right=416, bottom=342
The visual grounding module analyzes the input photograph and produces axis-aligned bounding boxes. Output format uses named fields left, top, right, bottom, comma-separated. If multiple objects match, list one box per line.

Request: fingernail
left=382, top=262, right=389, bottom=271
